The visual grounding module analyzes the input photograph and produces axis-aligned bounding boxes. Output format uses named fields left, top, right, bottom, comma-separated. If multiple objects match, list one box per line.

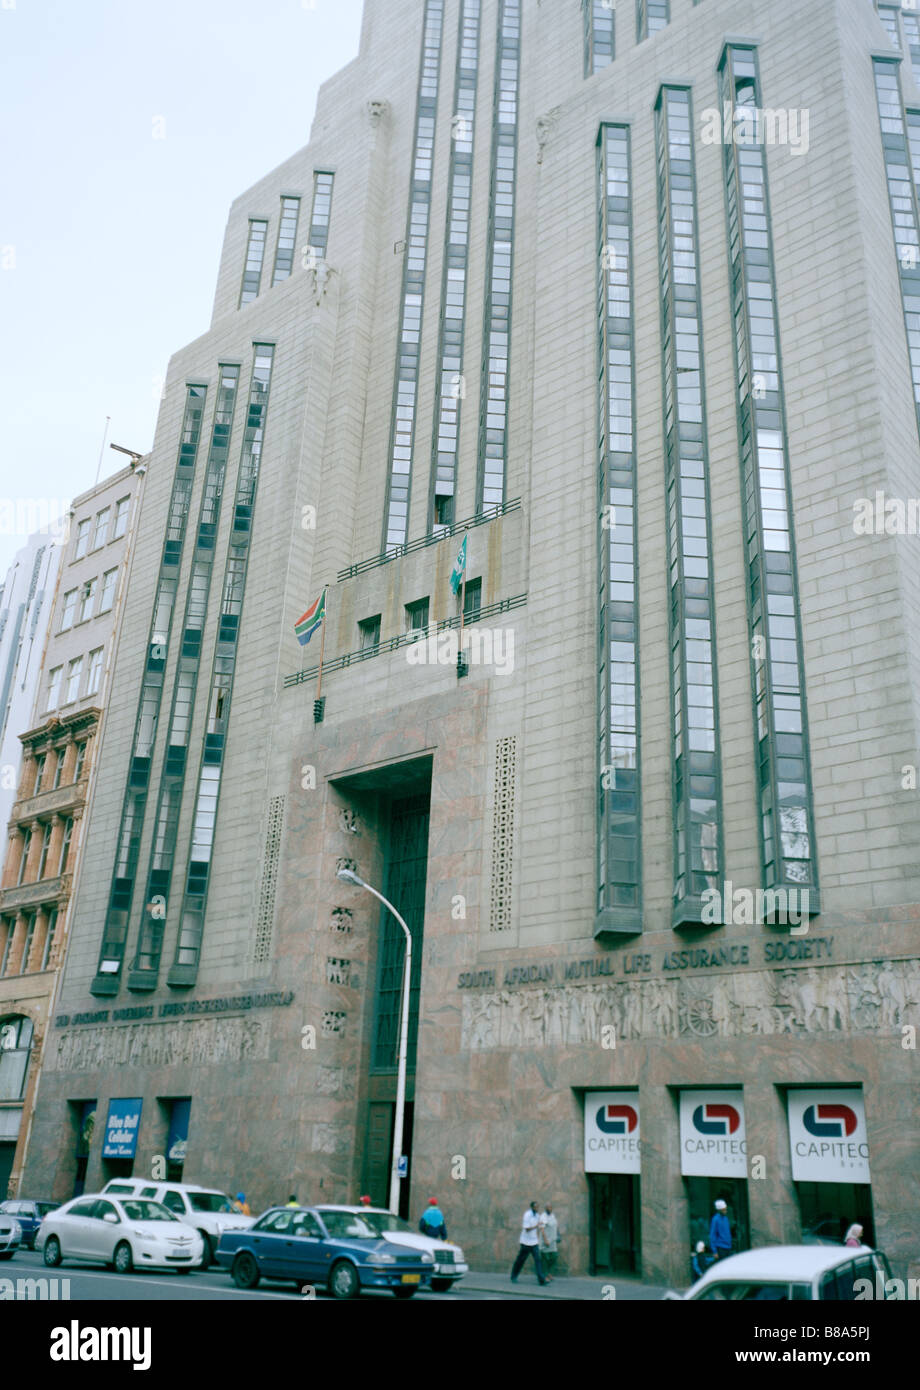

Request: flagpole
left=315, top=590, right=328, bottom=700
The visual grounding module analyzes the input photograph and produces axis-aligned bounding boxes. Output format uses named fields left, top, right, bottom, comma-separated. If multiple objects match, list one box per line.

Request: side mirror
left=102, top=1212, right=119, bottom=1224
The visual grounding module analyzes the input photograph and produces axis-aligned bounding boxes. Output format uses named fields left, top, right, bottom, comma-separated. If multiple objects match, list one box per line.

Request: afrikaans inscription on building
left=47, top=1015, right=272, bottom=1072
left=458, top=960, right=920, bottom=1049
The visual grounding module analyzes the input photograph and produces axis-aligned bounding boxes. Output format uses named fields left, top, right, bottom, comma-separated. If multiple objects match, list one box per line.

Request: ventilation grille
left=253, top=795, right=284, bottom=964
left=489, top=736, right=516, bottom=931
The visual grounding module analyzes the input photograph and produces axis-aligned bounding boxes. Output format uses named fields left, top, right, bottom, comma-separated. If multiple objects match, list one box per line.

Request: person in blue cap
left=232, top=1192, right=251, bottom=1215
left=419, top=1198, right=447, bottom=1240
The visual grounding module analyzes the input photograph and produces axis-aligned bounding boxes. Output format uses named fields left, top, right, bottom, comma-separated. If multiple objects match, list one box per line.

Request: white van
left=102, top=1179, right=255, bottom=1266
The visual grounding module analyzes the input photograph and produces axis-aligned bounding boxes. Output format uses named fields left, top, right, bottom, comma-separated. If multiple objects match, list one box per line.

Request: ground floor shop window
left=589, top=1172, right=640, bottom=1274
left=685, top=1175, right=750, bottom=1265
left=796, top=1181, right=874, bottom=1246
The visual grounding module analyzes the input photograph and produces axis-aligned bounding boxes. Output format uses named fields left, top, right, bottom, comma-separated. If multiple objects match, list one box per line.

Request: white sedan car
left=315, top=1205, right=468, bottom=1292
left=666, top=1244, right=893, bottom=1300
left=36, top=1194, right=203, bottom=1274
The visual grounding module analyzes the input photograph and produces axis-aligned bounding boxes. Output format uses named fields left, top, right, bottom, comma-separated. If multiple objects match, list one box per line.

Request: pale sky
left=0, top=0, right=364, bottom=575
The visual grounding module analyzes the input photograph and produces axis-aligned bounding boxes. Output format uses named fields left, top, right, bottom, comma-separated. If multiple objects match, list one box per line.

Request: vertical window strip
left=429, top=0, right=482, bottom=532
left=239, top=219, right=268, bottom=305
left=875, top=61, right=920, bottom=436
left=584, top=0, right=615, bottom=75
left=718, top=45, right=818, bottom=902
left=382, top=1, right=446, bottom=549
left=129, top=364, right=241, bottom=985
left=167, top=346, right=275, bottom=985
left=272, top=197, right=301, bottom=284
left=91, top=383, right=207, bottom=993
left=308, top=172, right=335, bottom=257
left=636, top=0, right=669, bottom=42
left=655, top=86, right=724, bottom=924
left=477, top=0, right=521, bottom=515
left=596, top=124, right=641, bottom=932
left=878, top=3, right=902, bottom=49
left=902, top=10, right=920, bottom=85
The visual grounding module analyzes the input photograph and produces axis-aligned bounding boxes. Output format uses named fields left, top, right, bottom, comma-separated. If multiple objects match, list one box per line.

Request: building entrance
left=589, top=1172, right=640, bottom=1274
left=685, top=1175, right=750, bottom=1264
left=796, top=1181, right=874, bottom=1245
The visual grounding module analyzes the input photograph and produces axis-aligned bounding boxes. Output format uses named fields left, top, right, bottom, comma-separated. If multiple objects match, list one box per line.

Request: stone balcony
left=10, top=779, right=87, bottom=826
left=0, top=875, right=68, bottom=914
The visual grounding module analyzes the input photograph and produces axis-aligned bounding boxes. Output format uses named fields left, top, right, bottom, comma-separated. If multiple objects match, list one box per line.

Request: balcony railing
left=336, top=498, right=522, bottom=581
left=283, top=592, right=527, bottom=688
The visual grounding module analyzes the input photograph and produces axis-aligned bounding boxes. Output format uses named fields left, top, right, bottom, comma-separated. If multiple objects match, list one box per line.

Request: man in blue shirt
left=420, top=1198, right=448, bottom=1241
left=709, top=1199, right=732, bottom=1261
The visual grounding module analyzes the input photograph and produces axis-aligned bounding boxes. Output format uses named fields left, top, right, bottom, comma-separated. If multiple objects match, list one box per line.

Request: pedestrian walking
left=285, top=1193, right=299, bottom=1208
left=691, top=1240, right=712, bottom=1281
left=709, top=1199, right=732, bottom=1261
left=539, top=1203, right=559, bottom=1281
left=419, top=1198, right=447, bottom=1240
left=844, top=1223, right=864, bottom=1247
left=232, top=1192, right=251, bottom=1215
left=510, top=1201, right=547, bottom=1285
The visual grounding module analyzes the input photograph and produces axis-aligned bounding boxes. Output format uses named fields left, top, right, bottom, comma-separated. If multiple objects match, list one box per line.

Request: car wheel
left=329, top=1260, right=359, bottom=1300
left=0, top=1252, right=13, bottom=1261
left=232, top=1251, right=260, bottom=1290
left=114, top=1242, right=134, bottom=1275
left=431, top=1278, right=453, bottom=1293
left=43, top=1236, right=62, bottom=1268
left=198, top=1232, right=212, bottom=1269
left=393, top=1287, right=417, bottom=1299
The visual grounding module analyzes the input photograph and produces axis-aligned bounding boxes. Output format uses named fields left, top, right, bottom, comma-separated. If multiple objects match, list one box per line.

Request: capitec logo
left=692, top=1103, right=741, bottom=1137
left=684, top=1102, right=746, bottom=1159
left=803, top=1104, right=857, bottom=1139
left=596, top=1104, right=638, bottom=1135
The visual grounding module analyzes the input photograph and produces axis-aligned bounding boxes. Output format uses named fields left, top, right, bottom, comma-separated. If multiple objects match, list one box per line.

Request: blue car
left=215, top=1205, right=434, bottom=1299
left=0, top=1200, right=60, bottom=1250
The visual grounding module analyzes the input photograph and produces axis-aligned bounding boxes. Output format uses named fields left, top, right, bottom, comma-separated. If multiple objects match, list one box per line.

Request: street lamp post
left=336, top=867, right=411, bottom=1215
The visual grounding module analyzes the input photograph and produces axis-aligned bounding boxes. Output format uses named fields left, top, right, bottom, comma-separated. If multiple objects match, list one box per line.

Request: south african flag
left=294, top=590, right=326, bottom=646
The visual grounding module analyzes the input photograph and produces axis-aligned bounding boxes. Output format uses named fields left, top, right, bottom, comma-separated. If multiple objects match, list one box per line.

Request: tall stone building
left=22, top=0, right=920, bottom=1284
left=0, top=461, right=145, bottom=1196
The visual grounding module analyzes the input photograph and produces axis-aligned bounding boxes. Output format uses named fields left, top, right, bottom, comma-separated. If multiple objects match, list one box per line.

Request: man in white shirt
left=510, top=1201, right=547, bottom=1284
left=540, top=1202, right=559, bottom=1281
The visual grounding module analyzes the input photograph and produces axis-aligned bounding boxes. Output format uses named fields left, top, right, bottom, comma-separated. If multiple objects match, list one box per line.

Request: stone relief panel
left=49, top=1017, right=270, bottom=1071
left=459, top=961, right=920, bottom=1050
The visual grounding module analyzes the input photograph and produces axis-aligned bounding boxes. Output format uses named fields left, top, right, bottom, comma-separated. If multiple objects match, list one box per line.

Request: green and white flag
left=450, top=534, right=467, bottom=596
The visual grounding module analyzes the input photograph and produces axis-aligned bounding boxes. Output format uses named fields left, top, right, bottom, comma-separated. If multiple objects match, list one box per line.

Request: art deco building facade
left=0, top=462, right=144, bottom=1195
left=21, top=0, right=920, bottom=1283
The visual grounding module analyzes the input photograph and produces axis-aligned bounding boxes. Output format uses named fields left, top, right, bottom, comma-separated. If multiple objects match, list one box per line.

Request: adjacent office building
left=0, top=462, right=144, bottom=1196
left=21, top=0, right=920, bottom=1283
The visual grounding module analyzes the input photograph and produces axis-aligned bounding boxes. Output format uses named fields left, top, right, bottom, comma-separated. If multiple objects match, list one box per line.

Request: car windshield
left=320, top=1211, right=379, bottom=1240
left=358, top=1212, right=416, bottom=1237
left=120, top=1200, right=177, bottom=1223
left=188, top=1193, right=233, bottom=1213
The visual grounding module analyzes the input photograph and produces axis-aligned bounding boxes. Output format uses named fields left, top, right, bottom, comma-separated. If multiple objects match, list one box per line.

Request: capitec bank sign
left=679, top=1090, right=747, bottom=1177
left=787, top=1089, right=870, bottom=1184
left=584, top=1091, right=640, bottom=1173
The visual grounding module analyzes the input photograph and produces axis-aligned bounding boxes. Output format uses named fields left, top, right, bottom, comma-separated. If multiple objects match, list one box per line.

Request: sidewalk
left=461, top=1270, right=675, bottom=1300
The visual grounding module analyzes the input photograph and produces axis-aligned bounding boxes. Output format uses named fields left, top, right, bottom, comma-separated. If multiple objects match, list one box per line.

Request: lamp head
left=336, top=868, right=363, bottom=887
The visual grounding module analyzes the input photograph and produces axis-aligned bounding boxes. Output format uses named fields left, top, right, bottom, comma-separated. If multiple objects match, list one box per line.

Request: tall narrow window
left=596, top=123, right=641, bottom=935
left=73, top=520, right=90, bottom=560
left=45, top=666, right=62, bottom=711
left=98, top=568, right=118, bottom=613
left=92, top=382, right=207, bottom=996
left=166, top=347, right=275, bottom=987
left=40, top=907, right=57, bottom=971
left=272, top=196, right=301, bottom=284
left=113, top=496, right=130, bottom=539
left=60, top=589, right=77, bottom=631
left=308, top=172, right=335, bottom=257
left=19, top=914, right=36, bottom=973
left=78, top=578, right=97, bottom=623
left=878, top=3, right=902, bottom=49
left=477, top=0, right=521, bottom=516
left=74, top=742, right=87, bottom=781
left=636, top=0, right=669, bottom=41
left=382, top=1, right=446, bottom=550
left=874, top=58, right=920, bottom=442
left=584, top=0, right=615, bottom=75
left=903, top=10, right=920, bottom=86
left=656, top=85, right=724, bottom=926
left=92, top=507, right=110, bottom=550
left=87, top=646, right=104, bottom=696
left=37, top=823, right=53, bottom=878
left=128, top=363, right=241, bottom=991
left=58, top=817, right=73, bottom=875
left=719, top=44, right=818, bottom=908
left=429, top=0, right=482, bottom=533
left=32, top=754, right=46, bottom=795
left=239, top=219, right=268, bottom=305
left=65, top=656, right=83, bottom=703
left=18, top=829, right=32, bottom=884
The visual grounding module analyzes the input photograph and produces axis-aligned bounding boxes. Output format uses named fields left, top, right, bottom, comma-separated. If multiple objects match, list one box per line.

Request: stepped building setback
left=16, top=0, right=920, bottom=1283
